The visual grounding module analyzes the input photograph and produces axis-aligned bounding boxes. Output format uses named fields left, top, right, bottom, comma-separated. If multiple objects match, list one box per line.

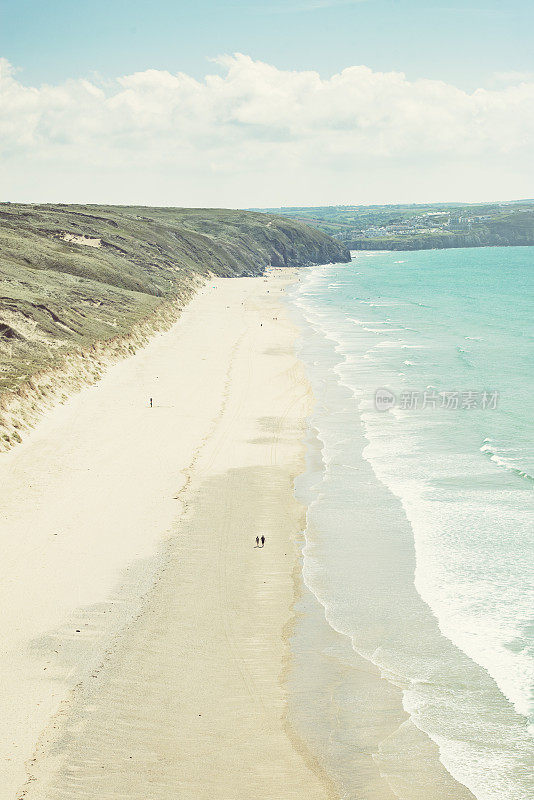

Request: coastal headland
left=0, top=203, right=349, bottom=450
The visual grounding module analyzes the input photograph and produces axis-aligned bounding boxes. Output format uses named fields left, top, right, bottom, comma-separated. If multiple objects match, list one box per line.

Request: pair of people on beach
left=255, top=535, right=266, bottom=548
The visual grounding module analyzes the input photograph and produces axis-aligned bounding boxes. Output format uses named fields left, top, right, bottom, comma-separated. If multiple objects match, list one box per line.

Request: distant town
left=255, top=201, right=534, bottom=251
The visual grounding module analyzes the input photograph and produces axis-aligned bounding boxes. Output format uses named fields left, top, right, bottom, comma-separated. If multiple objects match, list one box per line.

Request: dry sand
left=0, top=271, right=339, bottom=799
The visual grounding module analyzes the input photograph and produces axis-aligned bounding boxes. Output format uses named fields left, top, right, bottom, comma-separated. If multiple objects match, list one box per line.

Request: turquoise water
left=288, top=248, right=534, bottom=800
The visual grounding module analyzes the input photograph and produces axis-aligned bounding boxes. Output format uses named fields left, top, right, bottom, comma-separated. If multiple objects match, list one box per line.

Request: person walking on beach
left=149, top=397, right=153, bottom=408
left=260, top=535, right=265, bottom=547
left=255, top=536, right=260, bottom=547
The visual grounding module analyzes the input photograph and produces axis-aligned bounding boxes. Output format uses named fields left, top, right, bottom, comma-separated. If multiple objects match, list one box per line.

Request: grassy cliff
left=0, top=203, right=349, bottom=447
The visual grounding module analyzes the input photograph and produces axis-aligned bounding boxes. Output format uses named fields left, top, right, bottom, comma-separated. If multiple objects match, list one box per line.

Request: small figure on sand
left=149, top=397, right=153, bottom=408
left=260, top=535, right=265, bottom=547
left=255, top=536, right=260, bottom=547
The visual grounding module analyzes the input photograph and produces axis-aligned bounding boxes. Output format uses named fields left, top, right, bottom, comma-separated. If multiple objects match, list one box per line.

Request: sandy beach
left=0, top=266, right=481, bottom=800
left=0, top=270, right=340, bottom=799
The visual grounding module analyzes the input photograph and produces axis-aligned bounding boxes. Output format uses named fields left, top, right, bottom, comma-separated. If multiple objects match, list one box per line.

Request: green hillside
left=0, top=204, right=349, bottom=403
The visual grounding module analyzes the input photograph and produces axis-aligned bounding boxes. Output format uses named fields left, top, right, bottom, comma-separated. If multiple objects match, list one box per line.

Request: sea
left=286, top=247, right=534, bottom=800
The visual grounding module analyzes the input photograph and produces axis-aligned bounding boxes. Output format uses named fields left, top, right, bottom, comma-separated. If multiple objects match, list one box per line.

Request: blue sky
left=2, top=0, right=533, bottom=90
left=1, top=0, right=533, bottom=206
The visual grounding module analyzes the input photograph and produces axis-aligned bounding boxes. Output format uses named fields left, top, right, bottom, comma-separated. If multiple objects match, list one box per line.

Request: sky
left=1, top=0, right=533, bottom=207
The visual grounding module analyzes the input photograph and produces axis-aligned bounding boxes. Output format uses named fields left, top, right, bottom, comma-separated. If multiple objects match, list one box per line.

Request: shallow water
left=287, top=248, right=534, bottom=800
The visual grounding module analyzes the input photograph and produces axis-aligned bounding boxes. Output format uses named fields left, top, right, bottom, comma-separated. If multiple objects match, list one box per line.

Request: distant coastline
left=255, top=200, right=534, bottom=252
left=349, top=235, right=534, bottom=251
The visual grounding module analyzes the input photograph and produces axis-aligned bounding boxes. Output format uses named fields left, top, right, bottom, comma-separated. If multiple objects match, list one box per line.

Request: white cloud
left=1, top=53, right=533, bottom=205
left=493, top=70, right=534, bottom=85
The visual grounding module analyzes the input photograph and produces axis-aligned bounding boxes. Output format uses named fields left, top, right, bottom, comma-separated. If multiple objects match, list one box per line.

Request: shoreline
left=285, top=264, right=491, bottom=800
